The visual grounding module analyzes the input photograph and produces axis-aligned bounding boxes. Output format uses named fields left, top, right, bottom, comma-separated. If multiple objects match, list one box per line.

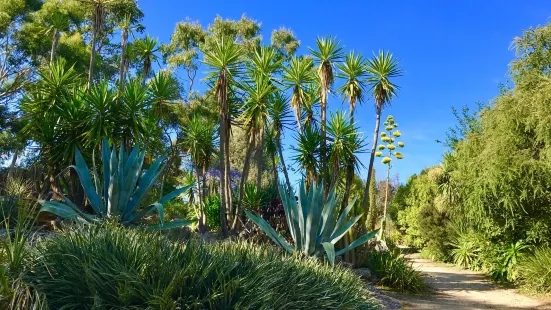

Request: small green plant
left=490, top=241, right=529, bottom=282
left=367, top=248, right=428, bottom=293
left=245, top=180, right=378, bottom=265
left=449, top=236, right=481, bottom=269
left=517, top=247, right=551, bottom=294
left=39, top=138, right=194, bottom=230
left=241, top=182, right=264, bottom=210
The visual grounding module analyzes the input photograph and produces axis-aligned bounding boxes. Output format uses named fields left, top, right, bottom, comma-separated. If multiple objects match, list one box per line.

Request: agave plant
left=39, top=139, right=194, bottom=230
left=245, top=180, right=378, bottom=265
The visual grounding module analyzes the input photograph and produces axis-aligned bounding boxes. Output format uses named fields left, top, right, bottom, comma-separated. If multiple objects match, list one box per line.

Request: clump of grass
left=30, top=224, right=378, bottom=309
left=367, top=248, right=428, bottom=293
left=517, top=247, right=551, bottom=295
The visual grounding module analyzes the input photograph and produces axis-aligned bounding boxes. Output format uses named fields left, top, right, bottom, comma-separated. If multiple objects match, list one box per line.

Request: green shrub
left=517, top=247, right=551, bottom=294
left=366, top=248, right=428, bottom=293
left=30, top=224, right=378, bottom=309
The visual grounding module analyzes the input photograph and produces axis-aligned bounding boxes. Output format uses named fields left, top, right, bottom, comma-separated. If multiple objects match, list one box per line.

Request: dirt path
left=386, top=254, right=551, bottom=310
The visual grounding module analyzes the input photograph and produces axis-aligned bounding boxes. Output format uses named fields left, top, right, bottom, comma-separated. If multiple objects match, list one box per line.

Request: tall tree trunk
left=7, top=148, right=19, bottom=180
left=217, top=73, right=229, bottom=238
left=255, top=128, right=264, bottom=189
left=50, top=31, right=60, bottom=63
left=195, top=166, right=206, bottom=233
left=88, top=29, right=97, bottom=89
left=233, top=129, right=256, bottom=230
left=224, top=119, right=233, bottom=227
left=293, top=105, right=302, bottom=135
left=341, top=100, right=356, bottom=211
left=320, top=87, right=327, bottom=186
left=361, top=104, right=382, bottom=222
left=276, top=137, right=292, bottom=193
left=271, top=150, right=278, bottom=190
left=379, top=166, right=391, bottom=240
left=119, top=27, right=128, bottom=91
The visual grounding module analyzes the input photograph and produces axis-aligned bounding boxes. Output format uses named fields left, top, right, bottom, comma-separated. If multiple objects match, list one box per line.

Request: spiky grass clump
left=31, top=224, right=378, bottom=309
left=518, top=247, right=551, bottom=294
left=366, top=248, right=428, bottom=293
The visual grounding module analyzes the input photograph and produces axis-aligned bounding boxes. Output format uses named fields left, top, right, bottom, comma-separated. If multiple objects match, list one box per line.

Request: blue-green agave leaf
left=73, top=148, right=104, bottom=216
left=335, top=229, right=379, bottom=256
left=245, top=210, right=294, bottom=253
left=321, top=242, right=336, bottom=266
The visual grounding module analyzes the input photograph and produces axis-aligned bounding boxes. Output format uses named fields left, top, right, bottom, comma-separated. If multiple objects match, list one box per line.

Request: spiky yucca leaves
left=39, top=139, right=194, bottom=230
left=293, top=126, right=321, bottom=186
left=245, top=180, right=378, bottom=266
left=133, top=35, right=160, bottom=85
left=283, top=56, right=315, bottom=134
left=326, top=111, right=365, bottom=191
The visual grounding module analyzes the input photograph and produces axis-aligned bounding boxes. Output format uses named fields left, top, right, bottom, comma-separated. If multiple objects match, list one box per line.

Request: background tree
left=361, top=50, right=402, bottom=222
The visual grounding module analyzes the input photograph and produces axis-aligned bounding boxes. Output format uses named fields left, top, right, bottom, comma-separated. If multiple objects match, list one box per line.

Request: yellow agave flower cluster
left=377, top=115, right=405, bottom=164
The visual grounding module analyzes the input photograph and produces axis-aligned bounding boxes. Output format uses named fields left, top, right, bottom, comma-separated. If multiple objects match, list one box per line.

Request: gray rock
left=353, top=268, right=372, bottom=281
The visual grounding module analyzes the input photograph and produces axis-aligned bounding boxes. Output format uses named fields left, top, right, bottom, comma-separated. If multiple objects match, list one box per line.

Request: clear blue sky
left=140, top=0, right=551, bottom=184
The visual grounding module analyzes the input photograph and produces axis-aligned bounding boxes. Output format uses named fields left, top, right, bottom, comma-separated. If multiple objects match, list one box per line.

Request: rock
left=364, top=283, right=402, bottom=310
left=353, top=268, right=372, bottom=280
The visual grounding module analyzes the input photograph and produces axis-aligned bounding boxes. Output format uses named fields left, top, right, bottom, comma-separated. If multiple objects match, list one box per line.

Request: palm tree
left=360, top=50, right=402, bottom=218
left=235, top=74, right=274, bottom=229
left=336, top=51, right=368, bottom=213
left=326, top=111, right=365, bottom=193
left=134, top=35, right=160, bottom=85
left=301, top=84, right=319, bottom=130
left=117, top=13, right=133, bottom=91
left=43, top=12, right=69, bottom=63
left=202, top=38, right=243, bottom=238
left=82, top=0, right=114, bottom=88
left=283, top=56, right=315, bottom=134
left=181, top=115, right=218, bottom=232
left=267, top=91, right=293, bottom=194
left=310, top=36, right=343, bottom=185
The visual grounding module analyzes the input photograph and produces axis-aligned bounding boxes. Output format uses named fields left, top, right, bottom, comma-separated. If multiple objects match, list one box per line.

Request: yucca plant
left=39, top=139, right=194, bottom=230
left=245, top=180, right=378, bottom=266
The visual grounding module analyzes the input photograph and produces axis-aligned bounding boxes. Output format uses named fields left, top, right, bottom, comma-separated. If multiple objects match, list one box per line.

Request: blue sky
left=140, top=0, right=551, bottom=184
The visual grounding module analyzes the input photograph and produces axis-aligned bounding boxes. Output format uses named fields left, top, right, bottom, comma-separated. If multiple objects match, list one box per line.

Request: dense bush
left=29, top=224, right=378, bottom=309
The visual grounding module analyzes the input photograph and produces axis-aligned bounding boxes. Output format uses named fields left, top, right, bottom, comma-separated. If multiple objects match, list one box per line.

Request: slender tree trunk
left=119, top=27, right=128, bottom=91
left=271, top=150, right=278, bottom=189
left=218, top=74, right=229, bottom=238
left=195, top=167, right=206, bottom=233
left=233, top=129, right=256, bottom=230
left=361, top=104, right=382, bottom=222
left=7, top=148, right=19, bottom=180
left=256, top=128, right=264, bottom=189
left=276, top=137, right=292, bottom=193
left=224, top=119, right=233, bottom=226
left=293, top=105, right=302, bottom=135
left=341, top=100, right=356, bottom=211
left=50, top=31, right=60, bottom=63
left=88, top=29, right=97, bottom=89
left=320, top=88, right=327, bottom=186
left=380, top=166, right=391, bottom=240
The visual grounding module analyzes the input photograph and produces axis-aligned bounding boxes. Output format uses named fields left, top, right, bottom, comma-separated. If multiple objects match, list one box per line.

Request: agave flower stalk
left=375, top=115, right=405, bottom=239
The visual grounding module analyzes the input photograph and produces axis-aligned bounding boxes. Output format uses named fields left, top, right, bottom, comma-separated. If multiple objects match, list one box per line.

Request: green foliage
left=39, top=139, right=194, bottom=229
left=246, top=180, right=378, bottom=265
left=30, top=224, right=378, bottom=309
left=366, top=248, right=428, bottom=293
left=518, top=247, right=551, bottom=294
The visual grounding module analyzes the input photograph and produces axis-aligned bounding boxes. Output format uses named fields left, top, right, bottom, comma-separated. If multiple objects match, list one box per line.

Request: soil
left=384, top=253, right=551, bottom=310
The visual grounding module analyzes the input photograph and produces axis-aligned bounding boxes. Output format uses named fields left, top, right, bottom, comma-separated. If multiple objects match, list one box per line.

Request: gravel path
left=386, top=254, right=551, bottom=310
